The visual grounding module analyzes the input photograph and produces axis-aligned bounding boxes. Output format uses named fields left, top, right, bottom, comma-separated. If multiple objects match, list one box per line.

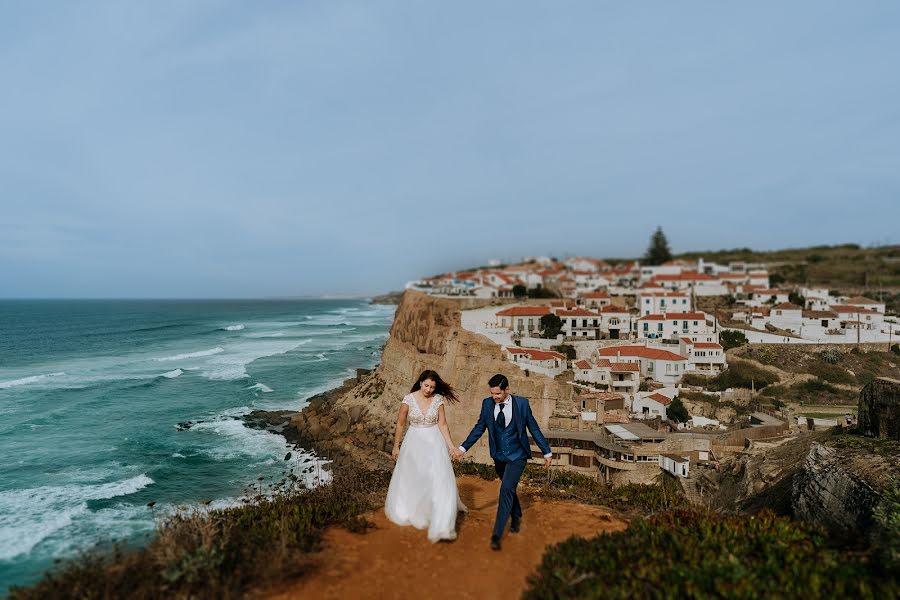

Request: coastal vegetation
left=9, top=466, right=392, bottom=600
left=681, top=360, right=780, bottom=391
left=524, top=508, right=898, bottom=599
left=452, top=462, right=688, bottom=515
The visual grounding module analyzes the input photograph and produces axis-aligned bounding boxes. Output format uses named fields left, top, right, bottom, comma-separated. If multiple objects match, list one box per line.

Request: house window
left=658, top=323, right=663, bottom=331
left=643, top=323, right=649, bottom=331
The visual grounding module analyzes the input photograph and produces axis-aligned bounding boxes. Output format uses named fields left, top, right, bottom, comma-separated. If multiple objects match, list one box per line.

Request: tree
left=720, top=330, right=748, bottom=351
left=527, top=285, right=557, bottom=299
left=539, top=314, right=563, bottom=339
left=643, top=226, right=672, bottom=266
left=512, top=284, right=527, bottom=298
left=667, top=397, right=689, bottom=423
left=769, top=273, right=786, bottom=286
left=552, top=344, right=576, bottom=360
left=788, top=292, right=806, bottom=307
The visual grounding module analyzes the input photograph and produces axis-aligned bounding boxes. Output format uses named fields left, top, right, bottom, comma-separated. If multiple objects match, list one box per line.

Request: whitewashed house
left=636, top=312, right=712, bottom=341
left=842, top=296, right=886, bottom=314
left=767, top=302, right=804, bottom=334
left=578, top=291, right=613, bottom=310
left=632, top=392, right=673, bottom=420
left=679, top=338, right=726, bottom=374
left=558, top=309, right=602, bottom=339
left=495, top=306, right=552, bottom=336
left=597, top=346, right=688, bottom=385
left=659, top=454, right=690, bottom=478
left=638, top=292, right=691, bottom=316
left=505, top=347, right=567, bottom=376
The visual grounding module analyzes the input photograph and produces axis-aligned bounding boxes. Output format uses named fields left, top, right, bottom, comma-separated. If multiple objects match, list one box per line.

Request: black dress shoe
left=490, top=536, right=501, bottom=551
left=510, top=519, right=521, bottom=533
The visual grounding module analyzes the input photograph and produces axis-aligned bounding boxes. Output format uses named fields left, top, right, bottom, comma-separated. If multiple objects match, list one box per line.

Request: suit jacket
left=460, top=394, right=552, bottom=460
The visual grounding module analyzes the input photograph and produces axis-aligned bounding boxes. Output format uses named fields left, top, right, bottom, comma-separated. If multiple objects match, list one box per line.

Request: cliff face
left=339, top=291, right=569, bottom=462
left=701, top=432, right=897, bottom=541
left=792, top=442, right=882, bottom=537
left=290, top=291, right=570, bottom=466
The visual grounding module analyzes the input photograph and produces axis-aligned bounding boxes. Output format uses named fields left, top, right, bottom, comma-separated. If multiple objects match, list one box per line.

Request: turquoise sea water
left=0, top=299, right=395, bottom=594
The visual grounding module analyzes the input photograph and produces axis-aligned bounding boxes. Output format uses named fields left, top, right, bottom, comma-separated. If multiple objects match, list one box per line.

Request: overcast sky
left=1, top=2, right=898, bottom=298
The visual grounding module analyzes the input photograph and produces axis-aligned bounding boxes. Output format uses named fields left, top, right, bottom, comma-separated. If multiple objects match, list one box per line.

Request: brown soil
left=262, top=475, right=626, bottom=600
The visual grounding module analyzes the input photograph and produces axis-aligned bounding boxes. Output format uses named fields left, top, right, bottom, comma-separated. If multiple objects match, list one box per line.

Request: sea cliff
left=248, top=290, right=572, bottom=467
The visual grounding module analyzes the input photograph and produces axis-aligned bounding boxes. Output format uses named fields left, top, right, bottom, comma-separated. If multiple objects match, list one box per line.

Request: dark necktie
left=496, top=402, right=507, bottom=428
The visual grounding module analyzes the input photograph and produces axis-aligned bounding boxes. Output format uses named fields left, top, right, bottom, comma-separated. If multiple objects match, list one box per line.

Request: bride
left=384, top=369, right=467, bottom=542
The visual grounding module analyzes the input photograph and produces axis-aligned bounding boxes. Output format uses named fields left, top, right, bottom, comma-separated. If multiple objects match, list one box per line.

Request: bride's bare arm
left=437, top=405, right=457, bottom=455
left=392, top=403, right=409, bottom=461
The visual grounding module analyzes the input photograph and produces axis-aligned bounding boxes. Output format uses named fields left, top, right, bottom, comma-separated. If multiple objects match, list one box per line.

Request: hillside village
left=405, top=245, right=900, bottom=491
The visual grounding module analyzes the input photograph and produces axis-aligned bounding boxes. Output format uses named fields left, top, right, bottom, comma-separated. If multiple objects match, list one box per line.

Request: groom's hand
left=543, top=456, right=552, bottom=468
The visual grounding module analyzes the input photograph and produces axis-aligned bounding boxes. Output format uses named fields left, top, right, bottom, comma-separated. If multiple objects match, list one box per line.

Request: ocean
left=0, top=299, right=395, bottom=593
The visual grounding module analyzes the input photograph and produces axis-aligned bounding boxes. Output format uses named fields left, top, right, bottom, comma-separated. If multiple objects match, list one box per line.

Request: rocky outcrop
left=251, top=291, right=572, bottom=468
left=792, top=442, right=881, bottom=537
left=858, top=377, right=900, bottom=440
left=701, top=430, right=898, bottom=541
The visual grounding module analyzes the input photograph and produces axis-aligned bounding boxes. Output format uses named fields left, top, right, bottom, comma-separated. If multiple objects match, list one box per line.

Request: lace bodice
left=404, top=393, right=443, bottom=428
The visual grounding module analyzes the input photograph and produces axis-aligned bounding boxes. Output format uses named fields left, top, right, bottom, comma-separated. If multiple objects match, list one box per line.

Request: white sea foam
left=172, top=453, right=186, bottom=458
left=0, top=474, right=154, bottom=561
left=246, top=383, right=274, bottom=393
left=0, top=372, right=66, bottom=389
left=154, top=347, right=224, bottom=362
left=199, top=339, right=311, bottom=381
left=244, top=331, right=286, bottom=338
left=191, top=419, right=292, bottom=461
left=224, top=324, right=245, bottom=331
left=160, top=369, right=184, bottom=379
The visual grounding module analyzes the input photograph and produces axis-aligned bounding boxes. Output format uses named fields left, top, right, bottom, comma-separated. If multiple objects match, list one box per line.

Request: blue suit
left=460, top=394, right=552, bottom=540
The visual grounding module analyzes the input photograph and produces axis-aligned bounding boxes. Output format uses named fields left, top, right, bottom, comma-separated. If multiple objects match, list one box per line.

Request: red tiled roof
left=496, top=306, right=551, bottom=317
left=646, top=392, right=673, bottom=406
left=507, top=347, right=565, bottom=361
left=844, top=296, right=879, bottom=305
left=772, top=302, right=802, bottom=310
left=609, top=362, right=640, bottom=372
left=651, top=273, right=715, bottom=282
left=574, top=360, right=592, bottom=369
left=598, top=346, right=687, bottom=362
left=831, top=305, right=879, bottom=314
left=582, top=292, right=610, bottom=299
left=693, top=342, right=722, bottom=349
left=557, top=309, right=600, bottom=317
left=599, top=305, right=629, bottom=313
left=638, top=312, right=706, bottom=321
left=640, top=292, right=689, bottom=297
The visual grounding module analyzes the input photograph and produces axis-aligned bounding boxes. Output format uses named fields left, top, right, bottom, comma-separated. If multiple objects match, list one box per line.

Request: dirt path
left=264, top=476, right=626, bottom=600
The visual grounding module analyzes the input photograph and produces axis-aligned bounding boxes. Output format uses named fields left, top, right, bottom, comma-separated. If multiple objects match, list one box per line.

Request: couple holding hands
left=384, top=370, right=552, bottom=550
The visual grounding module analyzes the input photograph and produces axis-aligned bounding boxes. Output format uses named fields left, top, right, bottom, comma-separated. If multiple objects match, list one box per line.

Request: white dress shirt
left=458, top=398, right=552, bottom=458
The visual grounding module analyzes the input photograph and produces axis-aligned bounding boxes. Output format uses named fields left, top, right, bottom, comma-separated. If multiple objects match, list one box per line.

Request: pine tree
left=643, top=226, right=672, bottom=266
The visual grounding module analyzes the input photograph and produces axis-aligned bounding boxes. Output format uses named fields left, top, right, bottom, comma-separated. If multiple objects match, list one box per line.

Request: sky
left=1, top=1, right=899, bottom=298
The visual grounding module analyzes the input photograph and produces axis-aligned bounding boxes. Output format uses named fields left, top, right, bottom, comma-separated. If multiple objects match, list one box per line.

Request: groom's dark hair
left=488, top=374, right=509, bottom=390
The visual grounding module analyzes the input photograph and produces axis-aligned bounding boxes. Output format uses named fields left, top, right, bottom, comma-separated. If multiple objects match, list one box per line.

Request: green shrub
left=892, top=343, right=900, bottom=356
left=720, top=329, right=748, bottom=351
left=819, top=348, right=843, bottom=364
left=552, top=344, right=577, bottom=360
left=684, top=361, right=779, bottom=391
left=454, top=462, right=688, bottom=514
left=525, top=509, right=898, bottom=599
left=807, top=362, right=854, bottom=385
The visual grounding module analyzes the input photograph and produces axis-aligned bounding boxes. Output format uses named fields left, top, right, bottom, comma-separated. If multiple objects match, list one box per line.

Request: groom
left=455, top=374, right=552, bottom=550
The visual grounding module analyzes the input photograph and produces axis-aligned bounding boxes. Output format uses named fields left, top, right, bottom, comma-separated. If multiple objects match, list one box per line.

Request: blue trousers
left=492, top=457, right=527, bottom=540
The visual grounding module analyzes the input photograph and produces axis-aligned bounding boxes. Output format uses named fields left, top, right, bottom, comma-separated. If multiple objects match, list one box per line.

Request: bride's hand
left=392, top=446, right=400, bottom=461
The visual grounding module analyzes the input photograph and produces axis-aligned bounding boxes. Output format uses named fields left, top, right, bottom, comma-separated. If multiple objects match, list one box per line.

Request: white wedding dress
left=384, top=393, right=467, bottom=542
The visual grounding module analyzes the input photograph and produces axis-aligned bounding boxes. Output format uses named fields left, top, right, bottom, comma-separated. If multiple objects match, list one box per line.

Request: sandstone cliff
left=283, top=290, right=572, bottom=467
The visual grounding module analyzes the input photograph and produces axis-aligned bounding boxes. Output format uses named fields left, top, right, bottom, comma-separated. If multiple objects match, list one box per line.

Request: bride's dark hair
left=410, top=369, right=458, bottom=403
